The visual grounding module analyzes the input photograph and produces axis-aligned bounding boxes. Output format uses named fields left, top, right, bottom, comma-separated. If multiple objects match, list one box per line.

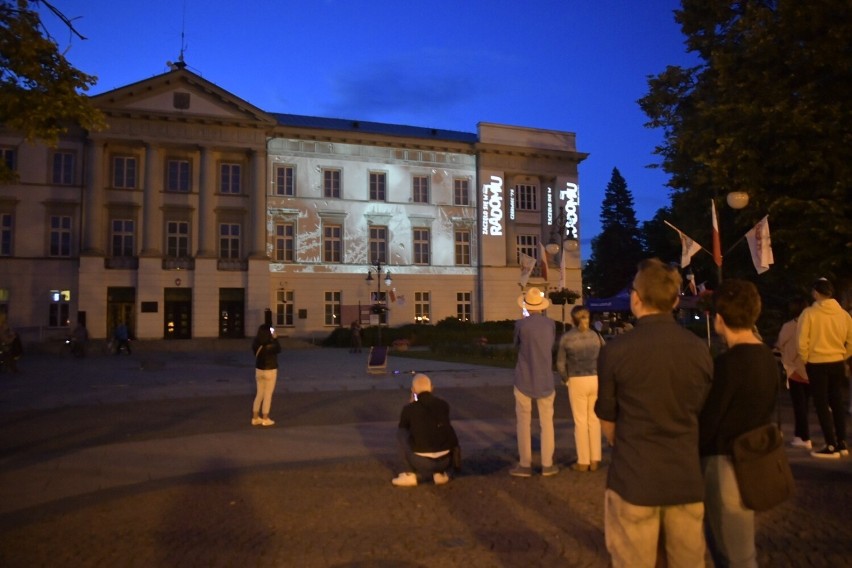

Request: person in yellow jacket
left=797, top=278, right=852, bottom=458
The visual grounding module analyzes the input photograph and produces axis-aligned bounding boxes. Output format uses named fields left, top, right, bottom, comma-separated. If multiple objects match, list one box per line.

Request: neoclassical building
left=0, top=66, right=587, bottom=342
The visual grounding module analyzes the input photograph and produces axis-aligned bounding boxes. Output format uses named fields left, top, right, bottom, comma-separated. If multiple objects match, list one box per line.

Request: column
left=140, top=143, right=162, bottom=257
left=82, top=141, right=105, bottom=256
left=248, top=148, right=267, bottom=259
left=196, top=145, right=216, bottom=257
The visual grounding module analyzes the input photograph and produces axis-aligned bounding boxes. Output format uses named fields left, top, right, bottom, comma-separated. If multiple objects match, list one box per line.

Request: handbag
left=731, top=423, right=795, bottom=511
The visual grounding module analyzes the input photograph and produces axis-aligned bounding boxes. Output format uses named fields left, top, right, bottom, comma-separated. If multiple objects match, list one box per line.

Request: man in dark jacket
left=392, top=374, right=459, bottom=487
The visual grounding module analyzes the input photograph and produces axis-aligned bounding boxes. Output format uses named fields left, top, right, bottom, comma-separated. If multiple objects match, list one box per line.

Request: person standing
left=594, top=258, right=712, bottom=567
left=775, top=297, right=811, bottom=449
left=556, top=305, right=604, bottom=472
left=797, top=278, right=852, bottom=458
left=251, top=324, right=282, bottom=427
left=391, top=374, right=459, bottom=487
left=511, top=287, right=558, bottom=477
left=349, top=320, right=362, bottom=353
left=699, top=280, right=779, bottom=567
left=113, top=322, right=131, bottom=355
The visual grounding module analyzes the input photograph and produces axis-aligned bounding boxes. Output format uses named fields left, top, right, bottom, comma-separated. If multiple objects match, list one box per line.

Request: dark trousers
left=788, top=380, right=811, bottom=441
left=806, top=361, right=847, bottom=447
left=397, top=429, right=451, bottom=483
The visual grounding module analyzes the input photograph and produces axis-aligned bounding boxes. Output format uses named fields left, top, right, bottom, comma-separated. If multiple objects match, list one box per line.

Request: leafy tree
left=0, top=0, right=104, bottom=180
left=640, top=206, right=681, bottom=264
left=639, top=0, right=852, bottom=303
left=584, top=168, right=644, bottom=298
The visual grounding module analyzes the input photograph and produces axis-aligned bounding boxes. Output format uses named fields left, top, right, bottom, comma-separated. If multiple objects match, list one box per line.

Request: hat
left=517, top=287, right=551, bottom=311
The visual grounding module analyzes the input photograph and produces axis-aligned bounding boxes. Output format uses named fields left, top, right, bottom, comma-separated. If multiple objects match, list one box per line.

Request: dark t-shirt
left=398, top=392, right=459, bottom=453
left=699, top=343, right=779, bottom=456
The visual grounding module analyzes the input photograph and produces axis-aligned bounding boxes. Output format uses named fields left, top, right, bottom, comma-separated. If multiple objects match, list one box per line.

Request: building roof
left=271, top=113, right=478, bottom=143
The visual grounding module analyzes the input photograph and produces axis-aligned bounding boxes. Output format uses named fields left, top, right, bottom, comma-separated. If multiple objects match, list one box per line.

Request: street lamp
left=365, top=259, right=392, bottom=345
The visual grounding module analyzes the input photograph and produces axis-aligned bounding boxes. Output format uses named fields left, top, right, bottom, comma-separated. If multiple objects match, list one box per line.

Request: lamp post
left=365, top=259, right=392, bottom=345
left=715, top=191, right=750, bottom=281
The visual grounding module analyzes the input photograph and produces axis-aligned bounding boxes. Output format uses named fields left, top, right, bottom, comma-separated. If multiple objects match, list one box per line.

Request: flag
left=558, top=242, right=567, bottom=290
left=518, top=252, right=536, bottom=287
left=663, top=220, right=703, bottom=267
left=538, top=242, right=549, bottom=282
left=685, top=271, right=697, bottom=295
left=745, top=216, right=774, bottom=274
left=711, top=200, right=722, bottom=267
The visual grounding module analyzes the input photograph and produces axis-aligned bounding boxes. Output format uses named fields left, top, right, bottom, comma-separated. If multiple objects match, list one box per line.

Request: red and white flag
left=538, top=242, right=550, bottom=282
left=745, top=216, right=774, bottom=274
left=518, top=252, right=536, bottom=287
left=663, top=220, right=703, bottom=267
left=711, top=200, right=722, bottom=267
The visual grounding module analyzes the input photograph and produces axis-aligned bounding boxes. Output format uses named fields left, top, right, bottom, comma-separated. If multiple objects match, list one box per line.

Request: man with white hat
left=511, top=287, right=558, bottom=477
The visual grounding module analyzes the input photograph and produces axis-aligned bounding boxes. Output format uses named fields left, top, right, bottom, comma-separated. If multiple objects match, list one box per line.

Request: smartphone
left=269, top=326, right=275, bottom=334
left=413, top=393, right=418, bottom=401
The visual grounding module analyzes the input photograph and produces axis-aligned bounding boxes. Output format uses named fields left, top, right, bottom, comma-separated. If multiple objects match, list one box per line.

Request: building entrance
left=164, top=287, right=192, bottom=339
left=219, top=287, right=245, bottom=338
left=106, top=287, right=136, bottom=340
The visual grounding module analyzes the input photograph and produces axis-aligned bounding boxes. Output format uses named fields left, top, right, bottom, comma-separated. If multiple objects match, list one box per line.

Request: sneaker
left=392, top=472, right=418, bottom=487
left=838, top=441, right=849, bottom=457
left=433, top=472, right=450, bottom=485
left=541, top=465, right=559, bottom=477
left=251, top=417, right=262, bottom=426
left=571, top=463, right=590, bottom=472
left=790, top=437, right=812, bottom=449
left=509, top=466, right=533, bottom=478
left=811, top=445, right=840, bottom=459
left=261, top=418, right=275, bottom=427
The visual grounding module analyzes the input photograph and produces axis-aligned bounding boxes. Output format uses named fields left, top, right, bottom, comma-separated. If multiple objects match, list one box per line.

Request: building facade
left=0, top=67, right=587, bottom=342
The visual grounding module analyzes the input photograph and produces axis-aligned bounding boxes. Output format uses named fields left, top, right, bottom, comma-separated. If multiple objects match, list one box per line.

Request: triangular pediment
left=91, top=67, right=276, bottom=127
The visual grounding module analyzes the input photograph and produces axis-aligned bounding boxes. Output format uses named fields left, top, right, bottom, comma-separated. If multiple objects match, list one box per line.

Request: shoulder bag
left=731, top=423, right=795, bottom=511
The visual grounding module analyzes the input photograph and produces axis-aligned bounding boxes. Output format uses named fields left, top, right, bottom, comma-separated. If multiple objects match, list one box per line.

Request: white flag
left=679, top=231, right=702, bottom=268
left=746, top=216, right=774, bottom=274
left=518, top=252, right=536, bottom=287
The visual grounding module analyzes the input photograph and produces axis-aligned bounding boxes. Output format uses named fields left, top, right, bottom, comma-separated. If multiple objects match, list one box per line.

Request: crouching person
left=392, top=373, right=460, bottom=487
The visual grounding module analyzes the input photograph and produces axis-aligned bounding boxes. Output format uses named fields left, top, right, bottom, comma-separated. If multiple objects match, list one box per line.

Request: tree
left=584, top=168, right=645, bottom=298
left=639, top=0, right=852, bottom=302
left=0, top=0, right=104, bottom=180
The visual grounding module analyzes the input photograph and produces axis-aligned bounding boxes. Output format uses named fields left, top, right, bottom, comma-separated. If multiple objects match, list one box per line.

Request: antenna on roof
left=167, top=0, right=188, bottom=70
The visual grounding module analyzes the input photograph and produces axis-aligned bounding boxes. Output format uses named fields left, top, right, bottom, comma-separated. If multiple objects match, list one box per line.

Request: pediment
left=91, top=67, right=276, bottom=126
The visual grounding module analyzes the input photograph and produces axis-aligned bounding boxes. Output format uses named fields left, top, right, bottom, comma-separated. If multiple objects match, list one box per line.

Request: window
left=48, top=289, right=70, bottom=327
left=412, top=175, right=429, bottom=203
left=219, top=223, right=241, bottom=259
left=276, top=289, right=294, bottom=326
left=167, top=159, right=191, bottom=192
left=369, top=172, right=386, bottom=201
left=323, top=224, right=342, bottom=263
left=275, top=223, right=294, bottom=262
left=111, top=219, right=135, bottom=257
left=369, top=226, right=387, bottom=264
left=323, top=169, right=341, bottom=198
left=52, top=152, right=74, bottom=185
left=166, top=221, right=190, bottom=258
left=112, top=156, right=137, bottom=189
left=517, top=234, right=542, bottom=277
left=454, top=178, right=470, bottom=206
left=220, top=163, right=241, bottom=194
left=0, top=213, right=12, bottom=256
left=324, top=291, right=341, bottom=326
left=0, top=147, right=15, bottom=171
left=49, top=215, right=72, bottom=257
left=515, top=184, right=538, bottom=211
left=456, top=292, right=472, bottom=322
left=274, top=165, right=295, bottom=196
left=455, top=230, right=471, bottom=266
left=413, top=228, right=430, bottom=265
left=414, top=292, right=431, bottom=324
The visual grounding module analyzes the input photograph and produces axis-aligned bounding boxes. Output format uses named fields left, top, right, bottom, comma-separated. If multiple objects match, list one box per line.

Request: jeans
left=604, top=489, right=705, bottom=568
left=252, top=368, right=277, bottom=415
left=397, top=429, right=451, bottom=482
left=567, top=375, right=602, bottom=465
left=702, top=455, right=757, bottom=568
left=807, top=361, right=847, bottom=446
left=514, top=387, right=555, bottom=468
left=788, top=379, right=811, bottom=441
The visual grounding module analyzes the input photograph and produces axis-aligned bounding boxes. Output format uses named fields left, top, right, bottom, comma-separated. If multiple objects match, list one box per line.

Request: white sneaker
left=433, top=472, right=450, bottom=485
left=790, top=437, right=812, bottom=449
left=391, top=472, right=418, bottom=487
left=251, top=417, right=262, bottom=426
left=261, top=418, right=275, bottom=426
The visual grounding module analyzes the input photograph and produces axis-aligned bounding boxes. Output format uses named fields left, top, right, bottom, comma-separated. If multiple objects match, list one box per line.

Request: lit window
left=49, top=289, right=71, bottom=327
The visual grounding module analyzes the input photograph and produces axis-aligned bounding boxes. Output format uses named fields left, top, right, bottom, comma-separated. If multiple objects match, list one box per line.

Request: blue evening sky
left=40, top=0, right=697, bottom=257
